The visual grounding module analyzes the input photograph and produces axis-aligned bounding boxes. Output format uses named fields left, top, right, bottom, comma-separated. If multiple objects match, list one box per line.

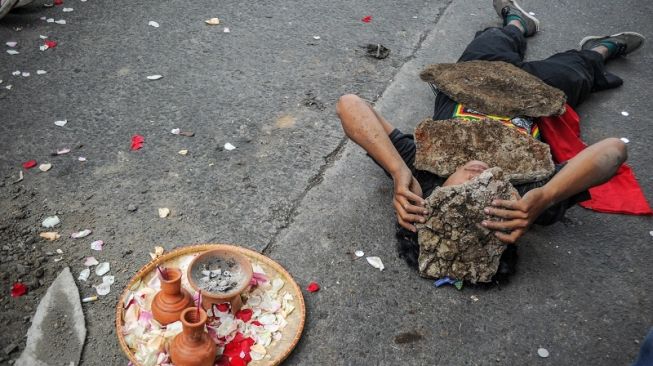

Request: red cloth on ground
left=537, top=104, right=652, bottom=215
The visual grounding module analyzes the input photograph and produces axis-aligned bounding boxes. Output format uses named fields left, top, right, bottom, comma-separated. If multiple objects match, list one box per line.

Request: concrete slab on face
left=268, top=0, right=653, bottom=365
left=16, top=267, right=86, bottom=366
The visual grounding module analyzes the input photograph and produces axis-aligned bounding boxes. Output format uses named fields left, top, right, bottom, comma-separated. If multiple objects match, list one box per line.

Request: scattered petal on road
left=12, top=71, right=20, bottom=76
left=306, top=281, right=320, bottom=292
left=362, top=15, right=372, bottom=23
left=354, top=250, right=364, bottom=257
left=78, top=268, right=90, bottom=281
left=95, top=281, right=110, bottom=296
left=313, top=35, right=320, bottom=40
left=366, top=256, right=385, bottom=271
left=56, top=148, right=70, bottom=155
left=78, top=156, right=87, bottom=162
left=6, top=50, right=19, bottom=55
left=39, top=232, right=60, bottom=240
left=95, top=262, right=110, bottom=276
left=470, top=295, right=479, bottom=302
left=62, top=7, right=73, bottom=12
left=205, top=17, right=220, bottom=25
left=47, top=18, right=54, bottom=23
left=178, top=149, right=188, bottom=156
left=90, top=240, right=104, bottom=251
left=620, top=137, right=629, bottom=144
left=130, top=134, right=144, bottom=150
left=71, top=229, right=92, bottom=238
left=54, top=119, right=67, bottom=127
left=224, top=142, right=236, bottom=151
left=223, top=27, right=230, bottom=33
left=21, top=72, right=30, bottom=77
left=22, top=160, right=37, bottom=169
left=537, top=348, right=549, bottom=358
left=38, top=163, right=52, bottom=172
left=44, top=40, right=58, bottom=49
left=171, top=128, right=180, bottom=135
left=42, top=216, right=61, bottom=228
left=55, top=19, right=67, bottom=25
left=146, top=74, right=163, bottom=80
left=621, top=111, right=629, bottom=116
left=6, top=41, right=17, bottom=47
left=158, top=207, right=170, bottom=218
left=37, top=70, right=47, bottom=75
left=84, top=256, right=99, bottom=266
left=11, top=283, right=27, bottom=297
left=148, top=20, right=159, bottom=27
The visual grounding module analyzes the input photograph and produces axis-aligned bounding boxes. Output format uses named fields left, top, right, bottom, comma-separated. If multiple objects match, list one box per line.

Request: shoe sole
left=507, top=0, right=540, bottom=32
left=579, top=31, right=646, bottom=54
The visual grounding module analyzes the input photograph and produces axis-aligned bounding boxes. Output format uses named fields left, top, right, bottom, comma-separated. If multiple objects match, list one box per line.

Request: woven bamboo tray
left=115, top=244, right=306, bottom=365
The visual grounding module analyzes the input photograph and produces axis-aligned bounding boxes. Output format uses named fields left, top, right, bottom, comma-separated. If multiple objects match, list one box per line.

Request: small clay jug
left=169, top=308, right=217, bottom=366
left=151, top=268, right=193, bottom=325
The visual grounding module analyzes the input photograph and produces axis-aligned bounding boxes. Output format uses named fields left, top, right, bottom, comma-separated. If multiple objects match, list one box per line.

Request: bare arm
left=482, top=138, right=627, bottom=243
left=336, top=94, right=428, bottom=232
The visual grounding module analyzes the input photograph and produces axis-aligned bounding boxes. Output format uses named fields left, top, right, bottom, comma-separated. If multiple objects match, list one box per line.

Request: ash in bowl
left=194, top=258, right=243, bottom=294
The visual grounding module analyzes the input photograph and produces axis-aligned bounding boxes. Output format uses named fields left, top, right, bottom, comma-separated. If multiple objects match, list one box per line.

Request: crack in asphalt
left=261, top=1, right=452, bottom=255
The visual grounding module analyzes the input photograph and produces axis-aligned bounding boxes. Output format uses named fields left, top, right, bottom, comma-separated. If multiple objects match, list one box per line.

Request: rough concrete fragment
left=420, top=60, right=567, bottom=117
left=414, top=118, right=555, bottom=184
left=416, top=168, right=517, bottom=283
left=15, top=267, right=86, bottom=366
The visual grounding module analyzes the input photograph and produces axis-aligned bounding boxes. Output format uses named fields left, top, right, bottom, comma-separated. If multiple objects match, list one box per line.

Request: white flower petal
left=55, top=19, right=66, bottom=24
left=42, top=216, right=61, bottom=228
left=62, top=7, right=73, bottom=12
left=354, top=250, right=364, bottom=257
left=78, top=268, right=90, bottom=281
left=224, top=142, right=236, bottom=151
left=71, top=229, right=92, bottom=238
left=84, top=256, right=99, bottom=266
left=6, top=50, right=19, bottom=55
left=158, top=207, right=170, bottom=218
left=146, top=74, right=163, bottom=80
left=95, top=282, right=111, bottom=296
left=90, top=240, right=104, bottom=251
left=95, top=262, right=110, bottom=276
left=6, top=41, right=17, bottom=47
left=366, top=256, right=385, bottom=271
left=37, top=70, right=47, bottom=75
left=148, top=20, right=159, bottom=27
left=39, top=163, right=52, bottom=172
left=54, top=119, right=67, bottom=127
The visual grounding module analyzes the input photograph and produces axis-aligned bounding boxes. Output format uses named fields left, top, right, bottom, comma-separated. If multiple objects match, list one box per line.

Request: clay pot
left=187, top=248, right=253, bottom=313
left=151, top=268, right=193, bottom=326
left=169, top=308, right=217, bottom=366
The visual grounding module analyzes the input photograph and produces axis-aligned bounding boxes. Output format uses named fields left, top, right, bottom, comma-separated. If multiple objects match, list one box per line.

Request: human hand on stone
left=392, top=169, right=428, bottom=233
left=481, top=187, right=551, bottom=244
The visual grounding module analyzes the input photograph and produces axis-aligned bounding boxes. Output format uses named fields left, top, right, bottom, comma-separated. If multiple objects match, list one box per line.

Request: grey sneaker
left=580, top=32, right=646, bottom=59
left=493, top=0, right=540, bottom=37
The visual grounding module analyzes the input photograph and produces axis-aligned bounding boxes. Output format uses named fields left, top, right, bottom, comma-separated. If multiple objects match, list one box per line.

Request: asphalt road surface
left=1, top=0, right=651, bottom=365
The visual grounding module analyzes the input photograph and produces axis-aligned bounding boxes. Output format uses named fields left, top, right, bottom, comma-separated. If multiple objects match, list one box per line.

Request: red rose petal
left=216, top=302, right=231, bottom=313
left=307, top=281, right=320, bottom=292
left=362, top=15, right=372, bottom=23
left=235, top=309, right=253, bottom=322
left=22, top=160, right=37, bottom=169
left=44, top=40, right=58, bottom=49
left=10, top=282, right=27, bottom=297
left=250, top=320, right=262, bottom=327
left=53, top=0, right=63, bottom=5
left=130, top=134, right=144, bottom=150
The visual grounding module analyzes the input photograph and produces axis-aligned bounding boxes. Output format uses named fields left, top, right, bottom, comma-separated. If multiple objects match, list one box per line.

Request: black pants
left=433, top=25, right=619, bottom=119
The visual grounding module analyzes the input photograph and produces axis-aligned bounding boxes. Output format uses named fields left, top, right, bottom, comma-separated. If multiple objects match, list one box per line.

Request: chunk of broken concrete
left=416, top=168, right=516, bottom=283
left=419, top=60, right=566, bottom=117
left=414, top=118, right=555, bottom=184
left=15, top=267, right=86, bottom=366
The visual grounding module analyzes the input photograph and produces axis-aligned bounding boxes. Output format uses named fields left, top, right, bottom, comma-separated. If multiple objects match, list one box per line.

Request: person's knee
left=604, top=137, right=628, bottom=165
left=336, top=94, right=362, bottom=120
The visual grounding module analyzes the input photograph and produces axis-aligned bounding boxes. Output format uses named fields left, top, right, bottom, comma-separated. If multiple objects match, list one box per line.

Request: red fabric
left=538, top=104, right=652, bottom=215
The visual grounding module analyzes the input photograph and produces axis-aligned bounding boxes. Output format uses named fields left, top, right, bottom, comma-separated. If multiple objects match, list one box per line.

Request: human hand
left=481, top=187, right=552, bottom=244
left=392, top=168, right=428, bottom=232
